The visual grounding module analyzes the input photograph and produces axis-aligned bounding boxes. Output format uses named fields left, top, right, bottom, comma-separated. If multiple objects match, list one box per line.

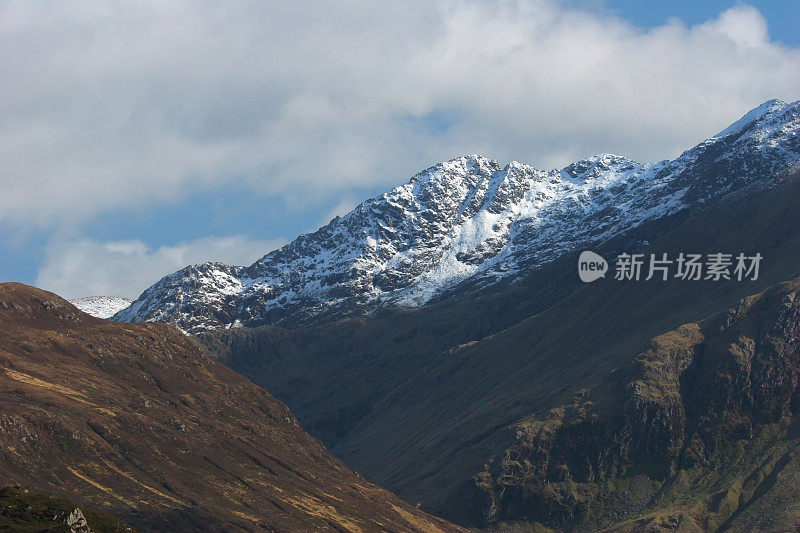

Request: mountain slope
left=0, top=283, right=463, bottom=532
left=470, top=275, right=800, bottom=532
left=116, top=100, right=800, bottom=333
left=69, top=296, right=133, bottom=319
left=0, top=486, right=132, bottom=532
left=199, top=163, right=800, bottom=530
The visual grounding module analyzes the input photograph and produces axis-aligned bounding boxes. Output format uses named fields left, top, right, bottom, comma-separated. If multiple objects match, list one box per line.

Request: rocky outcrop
left=0, top=486, right=131, bottom=532
left=67, top=508, right=92, bottom=533
left=469, top=280, right=800, bottom=531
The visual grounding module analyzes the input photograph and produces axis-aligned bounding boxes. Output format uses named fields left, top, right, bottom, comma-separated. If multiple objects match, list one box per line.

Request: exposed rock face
left=67, top=508, right=92, bottom=533
left=469, top=280, right=800, bottom=531
left=0, top=486, right=131, bottom=532
left=0, top=283, right=464, bottom=532
left=115, top=100, right=800, bottom=333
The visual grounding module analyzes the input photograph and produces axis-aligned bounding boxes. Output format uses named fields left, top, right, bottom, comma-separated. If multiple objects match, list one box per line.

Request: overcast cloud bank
left=2, top=0, right=798, bottom=296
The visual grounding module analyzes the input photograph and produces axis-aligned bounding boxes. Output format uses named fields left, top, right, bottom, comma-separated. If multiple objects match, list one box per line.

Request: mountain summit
left=114, top=100, right=800, bottom=333
left=69, top=296, right=132, bottom=319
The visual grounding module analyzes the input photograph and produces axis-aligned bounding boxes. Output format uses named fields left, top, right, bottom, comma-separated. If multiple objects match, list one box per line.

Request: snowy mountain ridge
left=114, top=99, right=800, bottom=333
left=69, top=296, right=133, bottom=319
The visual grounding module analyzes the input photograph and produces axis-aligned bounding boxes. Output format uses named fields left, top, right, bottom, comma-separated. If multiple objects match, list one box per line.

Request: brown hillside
left=0, top=283, right=463, bottom=532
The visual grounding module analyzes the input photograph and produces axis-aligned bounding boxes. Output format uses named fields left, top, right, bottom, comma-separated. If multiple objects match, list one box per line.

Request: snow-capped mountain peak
left=714, top=98, right=787, bottom=138
left=114, top=100, right=800, bottom=333
left=69, top=296, right=133, bottom=319
left=561, top=154, right=640, bottom=182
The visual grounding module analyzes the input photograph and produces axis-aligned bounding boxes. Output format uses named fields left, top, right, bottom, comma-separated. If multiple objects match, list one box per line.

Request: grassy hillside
left=0, top=283, right=464, bottom=532
left=0, top=486, right=132, bottom=532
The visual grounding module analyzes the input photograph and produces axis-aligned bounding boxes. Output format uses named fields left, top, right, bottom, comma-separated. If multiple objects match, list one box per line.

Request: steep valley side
left=201, top=168, right=800, bottom=530
left=0, top=283, right=464, bottom=532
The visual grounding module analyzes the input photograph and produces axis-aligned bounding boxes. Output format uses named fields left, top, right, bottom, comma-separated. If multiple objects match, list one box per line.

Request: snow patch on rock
left=69, top=296, right=133, bottom=319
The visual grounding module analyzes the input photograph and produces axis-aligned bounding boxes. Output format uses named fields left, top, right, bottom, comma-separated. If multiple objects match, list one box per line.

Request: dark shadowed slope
left=201, top=166, right=800, bottom=530
left=471, top=275, right=800, bottom=532
left=0, top=283, right=464, bottom=532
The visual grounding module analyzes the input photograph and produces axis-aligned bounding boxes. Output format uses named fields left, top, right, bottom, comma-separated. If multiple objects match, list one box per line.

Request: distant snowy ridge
left=114, top=99, right=800, bottom=333
left=70, top=296, right=133, bottom=319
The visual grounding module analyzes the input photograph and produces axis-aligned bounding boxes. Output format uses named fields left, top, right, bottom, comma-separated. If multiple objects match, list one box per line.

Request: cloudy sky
left=2, top=0, right=799, bottom=299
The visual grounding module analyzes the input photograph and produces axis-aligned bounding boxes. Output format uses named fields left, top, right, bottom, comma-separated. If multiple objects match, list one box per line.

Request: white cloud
left=35, top=235, right=285, bottom=299
left=316, top=197, right=359, bottom=230
left=2, top=1, right=799, bottom=229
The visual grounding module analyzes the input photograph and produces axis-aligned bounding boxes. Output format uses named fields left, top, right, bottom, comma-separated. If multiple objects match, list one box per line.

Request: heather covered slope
left=0, top=283, right=463, bottom=532
left=200, top=166, right=800, bottom=530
